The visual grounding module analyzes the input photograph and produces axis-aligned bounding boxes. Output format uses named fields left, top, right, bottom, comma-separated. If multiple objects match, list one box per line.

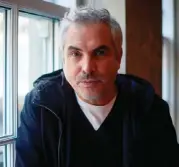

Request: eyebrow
left=67, top=45, right=110, bottom=52
left=67, top=46, right=82, bottom=51
left=93, top=45, right=110, bottom=52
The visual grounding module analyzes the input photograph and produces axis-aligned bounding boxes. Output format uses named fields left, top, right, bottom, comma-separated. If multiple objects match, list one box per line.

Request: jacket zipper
left=33, top=102, right=63, bottom=167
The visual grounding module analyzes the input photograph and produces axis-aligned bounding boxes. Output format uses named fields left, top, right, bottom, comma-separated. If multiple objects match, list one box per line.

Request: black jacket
left=16, top=69, right=179, bottom=167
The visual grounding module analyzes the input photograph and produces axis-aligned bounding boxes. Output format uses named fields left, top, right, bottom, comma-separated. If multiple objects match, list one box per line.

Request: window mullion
left=11, top=5, right=18, bottom=139
left=8, top=5, right=18, bottom=167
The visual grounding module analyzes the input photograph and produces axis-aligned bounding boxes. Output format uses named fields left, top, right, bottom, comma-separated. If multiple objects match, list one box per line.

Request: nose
left=81, top=55, right=96, bottom=74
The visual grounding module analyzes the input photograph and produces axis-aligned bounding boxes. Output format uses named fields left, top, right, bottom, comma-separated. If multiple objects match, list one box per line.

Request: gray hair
left=59, top=6, right=123, bottom=54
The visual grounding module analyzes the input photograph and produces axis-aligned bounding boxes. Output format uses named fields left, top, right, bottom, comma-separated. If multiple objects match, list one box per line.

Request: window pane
left=18, top=13, right=54, bottom=116
left=0, top=144, right=14, bottom=167
left=0, top=146, right=4, bottom=167
left=0, top=7, right=15, bottom=137
left=0, top=11, right=5, bottom=137
left=54, top=20, right=63, bottom=70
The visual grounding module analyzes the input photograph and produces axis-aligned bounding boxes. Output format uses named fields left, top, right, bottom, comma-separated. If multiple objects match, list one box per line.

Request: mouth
left=79, top=80, right=102, bottom=88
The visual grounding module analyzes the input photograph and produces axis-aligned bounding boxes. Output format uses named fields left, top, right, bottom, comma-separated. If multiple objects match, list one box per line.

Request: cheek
left=63, top=60, right=80, bottom=82
left=99, top=59, right=119, bottom=74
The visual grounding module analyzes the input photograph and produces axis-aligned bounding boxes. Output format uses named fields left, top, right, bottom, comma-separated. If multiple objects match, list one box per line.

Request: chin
left=79, top=91, right=102, bottom=101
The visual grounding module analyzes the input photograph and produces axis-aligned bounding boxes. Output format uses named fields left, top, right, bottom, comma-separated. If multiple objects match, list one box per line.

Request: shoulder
left=149, top=96, right=171, bottom=125
left=25, top=69, right=71, bottom=107
left=149, top=94, right=170, bottom=119
left=22, top=70, right=74, bottom=121
left=152, top=94, right=169, bottom=110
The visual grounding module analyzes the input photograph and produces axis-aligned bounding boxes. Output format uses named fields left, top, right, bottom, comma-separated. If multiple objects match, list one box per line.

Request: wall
left=44, top=0, right=77, bottom=8
left=162, top=0, right=175, bottom=125
left=126, top=0, right=162, bottom=95
left=175, top=0, right=179, bottom=141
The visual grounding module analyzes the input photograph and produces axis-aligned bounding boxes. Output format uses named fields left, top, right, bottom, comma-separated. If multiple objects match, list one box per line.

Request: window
left=18, top=13, right=55, bottom=113
left=0, top=9, right=5, bottom=137
left=0, top=6, right=15, bottom=166
left=0, top=7, right=14, bottom=138
left=0, top=144, right=14, bottom=167
left=0, top=0, right=67, bottom=166
left=0, top=146, right=4, bottom=167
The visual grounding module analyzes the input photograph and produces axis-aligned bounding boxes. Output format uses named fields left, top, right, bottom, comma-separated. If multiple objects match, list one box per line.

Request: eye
left=95, top=49, right=106, bottom=56
left=70, top=51, right=82, bottom=57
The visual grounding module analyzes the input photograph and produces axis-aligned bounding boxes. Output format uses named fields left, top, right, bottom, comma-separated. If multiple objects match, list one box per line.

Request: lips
left=79, top=80, right=101, bottom=87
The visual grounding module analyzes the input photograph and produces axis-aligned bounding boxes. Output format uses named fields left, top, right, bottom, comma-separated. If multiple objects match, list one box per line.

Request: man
left=16, top=7, right=179, bottom=167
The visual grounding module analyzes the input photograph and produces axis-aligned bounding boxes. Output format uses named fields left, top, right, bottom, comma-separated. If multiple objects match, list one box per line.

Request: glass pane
left=18, top=13, right=54, bottom=117
left=0, top=144, right=14, bottom=167
left=0, top=146, right=4, bottom=167
left=0, top=11, right=5, bottom=137
left=54, top=20, right=62, bottom=70
left=0, top=8, right=13, bottom=137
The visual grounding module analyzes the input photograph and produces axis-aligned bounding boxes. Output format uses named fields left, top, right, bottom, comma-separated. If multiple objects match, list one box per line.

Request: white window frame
left=1, top=0, right=68, bottom=18
left=0, top=0, right=70, bottom=166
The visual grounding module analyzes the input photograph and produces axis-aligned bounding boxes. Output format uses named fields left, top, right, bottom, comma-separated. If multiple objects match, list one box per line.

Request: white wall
left=175, top=0, right=179, bottom=141
left=162, top=0, right=179, bottom=141
left=162, top=0, right=176, bottom=125
left=45, top=0, right=77, bottom=8
left=86, top=0, right=126, bottom=74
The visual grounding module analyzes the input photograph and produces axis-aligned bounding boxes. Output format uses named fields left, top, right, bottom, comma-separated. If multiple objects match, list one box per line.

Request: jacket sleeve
left=15, top=93, right=46, bottom=167
left=148, top=96, right=179, bottom=167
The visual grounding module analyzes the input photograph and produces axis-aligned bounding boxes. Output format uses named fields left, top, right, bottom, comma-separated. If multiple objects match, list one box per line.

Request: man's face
left=63, top=22, right=122, bottom=104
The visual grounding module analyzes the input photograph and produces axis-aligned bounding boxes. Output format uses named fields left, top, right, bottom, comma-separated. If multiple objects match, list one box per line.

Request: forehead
left=64, top=22, right=114, bottom=50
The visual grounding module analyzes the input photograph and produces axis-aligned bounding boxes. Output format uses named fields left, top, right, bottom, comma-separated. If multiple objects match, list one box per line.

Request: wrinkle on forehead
left=64, top=22, right=114, bottom=52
